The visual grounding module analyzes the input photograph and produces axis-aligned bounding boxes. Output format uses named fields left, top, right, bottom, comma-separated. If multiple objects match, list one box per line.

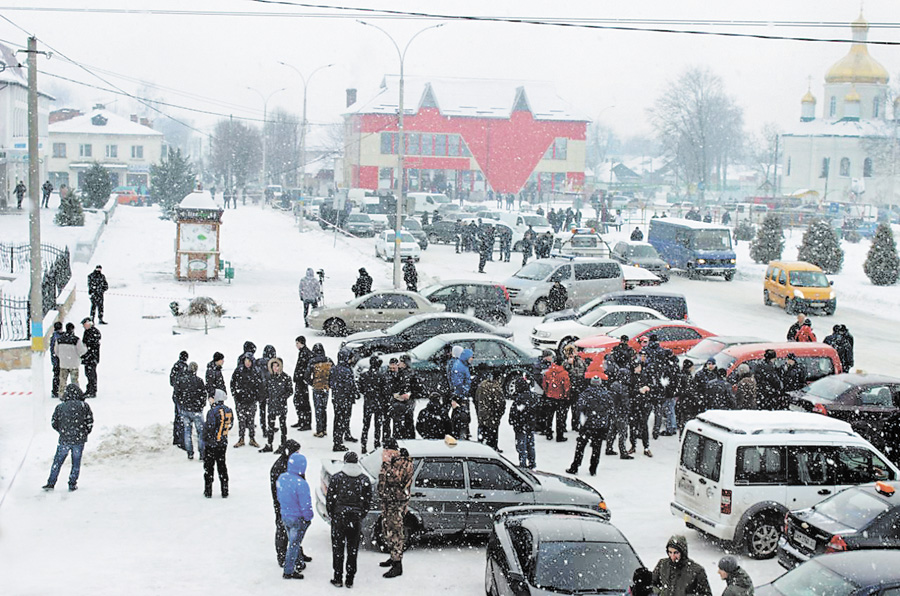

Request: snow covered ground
left=0, top=202, right=898, bottom=595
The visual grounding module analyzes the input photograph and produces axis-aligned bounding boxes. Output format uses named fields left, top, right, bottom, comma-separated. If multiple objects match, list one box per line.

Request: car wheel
left=687, top=265, right=700, bottom=280
left=532, top=298, right=550, bottom=317
left=763, top=290, right=772, bottom=306
left=503, top=372, right=523, bottom=397
left=745, top=514, right=780, bottom=559
left=323, top=318, right=346, bottom=337
left=513, top=241, right=523, bottom=252
left=558, top=336, right=577, bottom=354
left=724, top=271, right=735, bottom=281
left=825, top=305, right=836, bottom=316
left=784, top=298, right=795, bottom=315
left=374, top=514, right=417, bottom=553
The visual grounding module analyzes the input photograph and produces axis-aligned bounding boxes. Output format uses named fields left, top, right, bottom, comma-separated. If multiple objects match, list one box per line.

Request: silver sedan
left=307, top=290, right=445, bottom=336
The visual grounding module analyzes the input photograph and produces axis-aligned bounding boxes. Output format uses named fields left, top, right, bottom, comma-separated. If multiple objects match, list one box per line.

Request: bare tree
left=746, top=122, right=780, bottom=190
left=209, top=119, right=261, bottom=189
left=860, top=118, right=900, bottom=205
left=585, top=121, right=619, bottom=171
left=265, top=108, right=300, bottom=187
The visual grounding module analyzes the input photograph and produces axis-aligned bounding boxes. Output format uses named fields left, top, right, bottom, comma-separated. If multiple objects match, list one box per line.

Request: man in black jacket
left=327, top=451, right=373, bottom=588
left=270, top=440, right=307, bottom=567
left=43, top=384, right=94, bottom=491
left=80, top=318, right=101, bottom=397
left=351, top=268, right=373, bottom=298
left=755, top=349, right=784, bottom=410
left=292, top=337, right=313, bottom=430
left=359, top=356, right=386, bottom=453
left=205, top=352, right=226, bottom=400
left=87, top=265, right=109, bottom=324
left=171, top=351, right=190, bottom=450
left=175, top=362, right=207, bottom=460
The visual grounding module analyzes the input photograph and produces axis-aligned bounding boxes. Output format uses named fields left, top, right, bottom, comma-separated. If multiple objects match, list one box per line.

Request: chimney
left=346, top=88, right=357, bottom=108
left=131, top=114, right=138, bottom=122
left=140, top=117, right=151, bottom=128
left=93, top=103, right=105, bottom=110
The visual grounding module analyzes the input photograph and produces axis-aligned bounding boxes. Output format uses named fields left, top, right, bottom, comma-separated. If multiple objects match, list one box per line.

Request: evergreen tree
left=81, top=162, right=113, bottom=209
left=151, top=148, right=196, bottom=218
left=863, top=223, right=900, bottom=285
left=54, top=187, right=84, bottom=226
left=796, top=219, right=844, bottom=273
left=749, top=213, right=785, bottom=263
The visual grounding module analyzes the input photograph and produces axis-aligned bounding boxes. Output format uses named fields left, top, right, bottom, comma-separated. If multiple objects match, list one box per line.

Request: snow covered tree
left=750, top=213, right=784, bottom=263
left=54, top=187, right=84, bottom=226
left=151, top=148, right=196, bottom=218
left=797, top=219, right=844, bottom=273
left=80, top=162, right=113, bottom=209
left=863, top=222, right=900, bottom=285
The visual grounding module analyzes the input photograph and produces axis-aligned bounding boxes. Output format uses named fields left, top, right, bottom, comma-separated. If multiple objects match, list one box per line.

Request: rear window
left=814, top=488, right=891, bottom=530
left=736, top=446, right=786, bottom=485
left=574, top=262, right=620, bottom=280
left=681, top=430, right=723, bottom=482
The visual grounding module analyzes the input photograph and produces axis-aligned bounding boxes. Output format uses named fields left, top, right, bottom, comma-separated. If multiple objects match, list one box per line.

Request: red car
left=115, top=189, right=142, bottom=206
left=576, top=320, right=715, bottom=379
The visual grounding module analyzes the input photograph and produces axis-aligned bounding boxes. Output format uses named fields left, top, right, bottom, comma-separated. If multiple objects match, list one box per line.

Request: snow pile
left=91, top=424, right=173, bottom=461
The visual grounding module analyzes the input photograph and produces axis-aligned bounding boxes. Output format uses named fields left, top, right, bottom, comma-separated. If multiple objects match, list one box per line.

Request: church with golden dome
left=780, top=13, right=898, bottom=205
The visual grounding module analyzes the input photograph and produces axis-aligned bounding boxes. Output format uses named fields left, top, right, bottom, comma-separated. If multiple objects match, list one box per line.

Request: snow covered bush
left=733, top=221, right=754, bottom=242
left=863, top=223, right=900, bottom=286
left=169, top=297, right=226, bottom=317
left=81, top=162, right=113, bottom=209
left=749, top=213, right=784, bottom=263
left=797, top=219, right=844, bottom=273
left=54, top=187, right=84, bottom=226
left=151, top=148, right=196, bottom=219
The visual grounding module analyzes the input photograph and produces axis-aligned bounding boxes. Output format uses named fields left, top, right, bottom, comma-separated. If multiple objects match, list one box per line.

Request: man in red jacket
left=542, top=355, right=571, bottom=442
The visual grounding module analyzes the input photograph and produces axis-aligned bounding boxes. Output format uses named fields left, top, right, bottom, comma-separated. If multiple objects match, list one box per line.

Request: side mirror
left=830, top=280, right=834, bottom=286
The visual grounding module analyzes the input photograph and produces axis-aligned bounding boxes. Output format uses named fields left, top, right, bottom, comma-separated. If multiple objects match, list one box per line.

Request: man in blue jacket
left=449, top=348, right=473, bottom=439
left=277, top=452, right=313, bottom=580
left=43, top=384, right=94, bottom=491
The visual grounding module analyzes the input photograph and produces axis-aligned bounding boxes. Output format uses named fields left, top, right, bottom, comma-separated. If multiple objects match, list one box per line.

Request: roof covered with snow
left=0, top=42, right=54, bottom=98
left=345, top=75, right=589, bottom=122
left=49, top=109, right=164, bottom=137
left=782, top=117, right=894, bottom=138
left=178, top=190, right=218, bottom=210
left=696, top=409, right=853, bottom=434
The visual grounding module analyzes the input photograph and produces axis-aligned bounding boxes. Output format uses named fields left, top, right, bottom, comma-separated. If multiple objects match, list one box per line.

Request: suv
left=671, top=410, right=900, bottom=559
left=503, top=258, right=624, bottom=316
left=419, top=281, right=512, bottom=325
left=611, top=241, right=671, bottom=281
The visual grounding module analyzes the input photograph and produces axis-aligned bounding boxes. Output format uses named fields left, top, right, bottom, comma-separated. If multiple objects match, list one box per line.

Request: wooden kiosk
left=175, top=190, right=223, bottom=281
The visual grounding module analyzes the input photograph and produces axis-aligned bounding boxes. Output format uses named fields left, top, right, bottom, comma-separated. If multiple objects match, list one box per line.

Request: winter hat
left=388, top=357, right=399, bottom=365
left=81, top=317, right=91, bottom=324
left=66, top=322, right=75, bottom=332
left=281, top=439, right=301, bottom=457
left=620, top=335, right=629, bottom=342
left=344, top=451, right=359, bottom=464
left=706, top=357, right=716, bottom=365
left=737, top=363, right=750, bottom=376
left=718, top=555, right=739, bottom=574
left=213, top=351, right=225, bottom=362
left=459, top=348, right=474, bottom=362
left=786, top=352, right=798, bottom=361
left=451, top=345, right=464, bottom=358
left=359, top=268, right=367, bottom=274
left=214, top=389, right=227, bottom=403
left=682, top=360, right=695, bottom=371
left=803, top=319, right=812, bottom=326
left=179, top=350, right=189, bottom=361
left=383, top=437, right=399, bottom=451
left=399, top=354, right=411, bottom=365
left=764, top=349, right=777, bottom=361
left=649, top=333, right=659, bottom=342
left=369, top=355, right=383, bottom=369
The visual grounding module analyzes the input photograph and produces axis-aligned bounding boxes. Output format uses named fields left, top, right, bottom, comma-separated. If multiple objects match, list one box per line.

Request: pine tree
left=863, top=222, right=900, bottom=285
left=81, top=162, right=113, bottom=209
left=54, top=187, right=84, bottom=226
left=796, top=219, right=844, bottom=273
left=749, top=212, right=785, bottom=263
left=151, top=148, right=196, bottom=218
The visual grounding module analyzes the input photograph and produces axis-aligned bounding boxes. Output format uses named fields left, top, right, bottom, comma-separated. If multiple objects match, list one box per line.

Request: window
left=361, top=295, right=384, bottom=309
left=421, top=134, right=433, bottom=156
left=787, top=446, right=834, bottom=486
left=859, top=385, right=893, bottom=407
left=596, top=312, right=627, bottom=328
left=448, top=134, right=460, bottom=157
left=736, top=446, right=786, bottom=484
left=574, top=262, right=620, bottom=281
left=797, top=356, right=835, bottom=381
left=434, top=134, right=447, bottom=156
left=829, top=96, right=836, bottom=117
left=680, top=431, right=723, bottom=481
left=79, top=144, right=92, bottom=158
left=468, top=460, right=527, bottom=492
left=380, top=132, right=393, bottom=154
left=472, top=339, right=506, bottom=361
left=661, top=327, right=701, bottom=342
left=820, top=157, right=830, bottom=178
left=414, top=459, right=464, bottom=489
left=105, top=145, right=118, bottom=158
left=548, top=265, right=571, bottom=283
left=835, top=447, right=894, bottom=484
left=543, top=138, right=568, bottom=160
left=839, top=157, right=850, bottom=177
left=864, top=158, right=873, bottom=178
left=131, top=145, right=143, bottom=159
left=382, top=294, right=417, bottom=309
left=778, top=269, right=787, bottom=285
left=874, top=97, right=881, bottom=118
left=786, top=157, right=791, bottom=176
left=405, top=133, right=420, bottom=155
left=52, top=143, right=66, bottom=158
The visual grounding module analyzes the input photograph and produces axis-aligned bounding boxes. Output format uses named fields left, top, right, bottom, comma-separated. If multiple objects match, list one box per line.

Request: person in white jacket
left=53, top=322, right=86, bottom=397
left=298, top=268, right=323, bottom=327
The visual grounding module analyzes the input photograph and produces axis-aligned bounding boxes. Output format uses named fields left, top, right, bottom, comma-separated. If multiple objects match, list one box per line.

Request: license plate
left=810, top=302, right=824, bottom=307
left=678, top=477, right=694, bottom=494
left=794, top=530, right=816, bottom=551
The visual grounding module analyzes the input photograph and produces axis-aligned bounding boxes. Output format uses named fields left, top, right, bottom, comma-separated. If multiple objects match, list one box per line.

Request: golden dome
left=845, top=88, right=861, bottom=102
left=825, top=14, right=890, bottom=84
left=801, top=90, right=816, bottom=103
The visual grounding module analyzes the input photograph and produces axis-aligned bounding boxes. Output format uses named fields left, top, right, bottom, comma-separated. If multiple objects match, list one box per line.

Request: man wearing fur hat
left=327, top=451, right=372, bottom=588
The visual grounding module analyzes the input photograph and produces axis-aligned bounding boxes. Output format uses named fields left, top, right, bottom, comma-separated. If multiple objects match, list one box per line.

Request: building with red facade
left=343, top=76, right=588, bottom=198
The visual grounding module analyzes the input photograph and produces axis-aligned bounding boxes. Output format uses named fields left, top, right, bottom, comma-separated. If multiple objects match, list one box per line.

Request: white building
left=781, top=14, right=900, bottom=206
left=48, top=106, right=165, bottom=192
left=0, top=42, right=53, bottom=208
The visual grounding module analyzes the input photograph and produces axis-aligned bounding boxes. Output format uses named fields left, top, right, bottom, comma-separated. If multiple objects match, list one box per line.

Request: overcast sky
left=2, top=0, right=898, bottom=145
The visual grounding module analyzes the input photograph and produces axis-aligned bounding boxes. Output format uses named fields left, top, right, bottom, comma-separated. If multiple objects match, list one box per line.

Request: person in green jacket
left=651, top=535, right=712, bottom=596
left=717, top=556, right=754, bottom=596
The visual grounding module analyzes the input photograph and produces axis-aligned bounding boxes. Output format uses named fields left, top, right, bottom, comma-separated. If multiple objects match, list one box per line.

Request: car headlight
left=730, top=258, right=736, bottom=264
left=634, top=263, right=641, bottom=268
left=696, top=259, right=706, bottom=265
left=534, top=330, right=550, bottom=338
left=829, top=291, right=835, bottom=299
left=793, top=289, right=805, bottom=299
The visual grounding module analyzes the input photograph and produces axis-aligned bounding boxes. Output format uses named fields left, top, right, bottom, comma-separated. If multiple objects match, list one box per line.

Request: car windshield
left=347, top=214, right=369, bottom=222
left=523, top=216, right=550, bottom=227
left=384, top=232, right=418, bottom=243
left=610, top=321, right=651, bottom=339
left=578, top=308, right=609, bottom=326
left=691, top=230, right=733, bottom=251
left=630, top=245, right=659, bottom=258
left=384, top=317, right=419, bottom=335
left=403, top=219, right=422, bottom=231
left=685, top=339, right=728, bottom=361
left=790, top=270, right=830, bottom=288
left=800, top=376, right=853, bottom=401
left=575, top=297, right=605, bottom=315
left=569, top=236, right=599, bottom=248
left=419, top=284, right=441, bottom=298
left=410, top=336, right=446, bottom=360
left=515, top=262, right=555, bottom=281
left=532, top=541, right=638, bottom=593
left=813, top=489, right=891, bottom=530
left=432, top=195, right=451, bottom=204
left=770, top=559, right=857, bottom=595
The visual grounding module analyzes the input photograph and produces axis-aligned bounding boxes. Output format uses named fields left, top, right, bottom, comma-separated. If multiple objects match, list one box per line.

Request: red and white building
left=343, top=76, right=588, bottom=197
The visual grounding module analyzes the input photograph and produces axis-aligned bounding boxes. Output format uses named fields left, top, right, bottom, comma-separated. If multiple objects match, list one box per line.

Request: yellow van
left=764, top=261, right=836, bottom=315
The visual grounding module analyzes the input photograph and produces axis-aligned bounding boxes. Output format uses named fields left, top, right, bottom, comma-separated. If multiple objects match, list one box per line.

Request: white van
left=502, top=257, right=625, bottom=316
left=671, top=410, right=899, bottom=559
left=407, top=192, right=449, bottom=216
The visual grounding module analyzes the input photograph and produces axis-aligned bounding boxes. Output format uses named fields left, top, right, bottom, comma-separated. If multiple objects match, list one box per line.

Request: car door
left=410, top=458, right=469, bottom=533
left=656, top=327, right=702, bottom=354
left=465, top=459, right=534, bottom=531
left=472, top=339, right=510, bottom=378
left=786, top=445, right=838, bottom=509
left=381, top=294, right=420, bottom=326
left=352, top=294, right=386, bottom=330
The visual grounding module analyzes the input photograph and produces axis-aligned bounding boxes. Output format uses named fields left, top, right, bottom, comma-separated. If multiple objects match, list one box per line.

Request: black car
left=424, top=220, right=460, bottom=244
left=611, top=240, right=671, bottom=281
left=542, top=290, right=689, bottom=323
left=402, top=217, right=429, bottom=250
left=789, top=374, right=900, bottom=460
left=420, top=281, right=513, bottom=325
left=486, top=506, right=641, bottom=596
left=779, top=482, right=900, bottom=570
left=340, top=313, right=513, bottom=365
left=758, top=549, right=900, bottom=595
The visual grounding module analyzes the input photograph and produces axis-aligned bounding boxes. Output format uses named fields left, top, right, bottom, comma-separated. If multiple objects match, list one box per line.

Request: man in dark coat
left=652, top=535, right=712, bottom=596
left=416, top=392, right=451, bottom=439
left=388, top=355, right=416, bottom=440
left=230, top=352, right=261, bottom=448
left=292, top=336, right=313, bottom=430
left=705, top=369, right=735, bottom=410
left=824, top=324, right=854, bottom=372
left=755, top=349, right=784, bottom=410
left=477, top=224, right=492, bottom=273
left=781, top=353, right=807, bottom=393
left=203, top=390, right=234, bottom=498
left=80, top=318, right=101, bottom=397
left=41, top=180, right=53, bottom=208
left=307, top=343, right=333, bottom=438
left=547, top=280, right=568, bottom=312
left=170, top=350, right=191, bottom=450
left=327, top=451, right=373, bottom=588
left=402, top=258, right=418, bottom=292
left=270, top=440, right=306, bottom=567
left=351, top=268, right=373, bottom=298
left=255, top=345, right=277, bottom=439
left=521, top=225, right=535, bottom=266
left=205, top=352, right=226, bottom=400
left=87, top=265, right=109, bottom=324
left=49, top=321, right=63, bottom=398
left=498, top=224, right=512, bottom=262
left=261, top=357, right=294, bottom=453
left=630, top=227, right=644, bottom=241
left=786, top=313, right=806, bottom=341
left=330, top=349, right=359, bottom=452
left=359, top=356, right=387, bottom=453
left=566, top=376, right=613, bottom=475
left=14, top=179, right=26, bottom=209
left=474, top=367, right=506, bottom=450
left=175, top=361, right=207, bottom=460
left=43, top=384, right=93, bottom=491
left=509, top=376, right=539, bottom=468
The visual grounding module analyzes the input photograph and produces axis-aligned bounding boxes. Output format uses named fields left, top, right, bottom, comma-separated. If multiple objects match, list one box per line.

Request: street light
left=358, top=20, right=445, bottom=289
left=246, top=86, right=286, bottom=187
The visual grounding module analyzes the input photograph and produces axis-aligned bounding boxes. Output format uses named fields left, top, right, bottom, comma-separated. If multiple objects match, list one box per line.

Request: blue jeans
left=180, top=407, right=205, bottom=456
left=313, top=389, right=329, bottom=434
left=515, top=430, right=535, bottom=469
left=47, top=442, right=84, bottom=488
left=283, top=517, right=312, bottom=575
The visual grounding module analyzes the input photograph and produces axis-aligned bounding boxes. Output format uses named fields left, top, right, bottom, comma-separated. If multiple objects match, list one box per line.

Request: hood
left=287, top=452, right=307, bottom=476
left=530, top=471, right=607, bottom=512
left=305, top=268, right=315, bottom=278
left=728, top=567, right=754, bottom=590
left=263, top=345, right=276, bottom=359
left=337, top=349, right=351, bottom=366
left=62, top=384, right=85, bottom=402
left=460, top=348, right=473, bottom=362
left=243, top=341, right=256, bottom=355
left=342, top=462, right=364, bottom=477
left=268, top=357, right=284, bottom=374
left=451, top=345, right=463, bottom=358
left=280, top=439, right=302, bottom=457
left=312, top=343, right=325, bottom=357
left=241, top=352, right=255, bottom=367
left=666, top=535, right=688, bottom=558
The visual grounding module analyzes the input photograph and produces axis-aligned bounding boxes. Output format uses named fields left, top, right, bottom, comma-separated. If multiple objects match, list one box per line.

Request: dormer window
left=91, top=114, right=108, bottom=126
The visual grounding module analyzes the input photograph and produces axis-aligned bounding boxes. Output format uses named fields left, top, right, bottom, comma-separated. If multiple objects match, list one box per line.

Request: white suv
left=671, top=410, right=899, bottom=559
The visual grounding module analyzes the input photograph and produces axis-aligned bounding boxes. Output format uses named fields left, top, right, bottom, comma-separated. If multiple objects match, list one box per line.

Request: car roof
left=431, top=332, right=512, bottom=342
left=809, top=550, right=900, bottom=586
left=400, top=312, right=490, bottom=324
left=722, top=342, right=837, bottom=358
left=601, top=290, right=686, bottom=300
left=694, top=410, right=854, bottom=435
left=518, top=515, right=626, bottom=543
left=827, top=372, right=900, bottom=386
left=426, top=280, right=504, bottom=287
left=650, top=217, right=729, bottom=230
left=767, top=261, right=824, bottom=272
left=381, top=438, right=502, bottom=459
left=616, top=240, right=654, bottom=247
left=587, top=305, right=665, bottom=315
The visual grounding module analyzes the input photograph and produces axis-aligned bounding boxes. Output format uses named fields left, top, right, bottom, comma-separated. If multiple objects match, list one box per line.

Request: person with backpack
left=203, top=390, right=234, bottom=498
left=306, top=343, right=333, bottom=438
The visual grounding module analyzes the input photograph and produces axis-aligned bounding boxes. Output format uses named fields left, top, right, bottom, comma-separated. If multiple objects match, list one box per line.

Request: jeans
left=47, top=442, right=84, bottom=488
left=283, top=517, right=312, bottom=575
left=313, top=389, right=329, bottom=434
left=51, top=359, right=60, bottom=397
left=515, top=430, right=535, bottom=469
left=662, top=398, right=677, bottom=433
left=180, top=408, right=205, bottom=456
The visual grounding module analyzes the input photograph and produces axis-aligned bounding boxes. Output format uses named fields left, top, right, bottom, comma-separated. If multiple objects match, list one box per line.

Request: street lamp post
left=246, top=86, right=286, bottom=188
left=358, top=20, right=444, bottom=289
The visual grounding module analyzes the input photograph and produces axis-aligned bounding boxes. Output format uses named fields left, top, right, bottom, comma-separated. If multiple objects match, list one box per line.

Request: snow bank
left=91, top=424, right=172, bottom=461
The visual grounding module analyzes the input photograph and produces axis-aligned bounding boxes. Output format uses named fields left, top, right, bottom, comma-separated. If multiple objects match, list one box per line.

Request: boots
left=249, top=438, right=260, bottom=448
left=383, top=560, right=403, bottom=578
left=259, top=444, right=273, bottom=453
left=330, top=575, right=343, bottom=587
left=299, top=548, right=312, bottom=563
left=379, top=557, right=394, bottom=568
left=233, top=438, right=245, bottom=448
left=345, top=574, right=354, bottom=588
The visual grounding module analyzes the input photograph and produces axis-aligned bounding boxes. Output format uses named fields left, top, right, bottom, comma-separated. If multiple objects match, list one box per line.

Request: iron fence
left=0, top=295, right=29, bottom=341
left=0, top=243, right=71, bottom=341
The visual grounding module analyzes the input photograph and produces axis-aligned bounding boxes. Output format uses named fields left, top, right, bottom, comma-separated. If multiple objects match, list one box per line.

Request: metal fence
left=0, top=243, right=71, bottom=341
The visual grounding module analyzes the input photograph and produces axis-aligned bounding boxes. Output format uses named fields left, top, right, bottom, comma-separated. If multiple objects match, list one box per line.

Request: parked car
left=115, top=189, right=142, bottom=206
left=779, top=481, right=900, bottom=570
left=764, top=260, right=836, bottom=315
left=343, top=212, right=375, bottom=237
left=621, top=265, right=663, bottom=289
left=788, top=373, right=900, bottom=460
left=756, top=550, right=900, bottom=595
left=307, top=290, right=444, bottom=336
left=542, top=290, right=689, bottom=323
left=551, top=228, right=612, bottom=258
left=679, top=335, right=770, bottom=367
left=671, top=410, right=900, bottom=559
left=314, top=441, right=609, bottom=551
left=424, top=220, right=460, bottom=244
left=486, top=506, right=641, bottom=596
left=375, top=230, right=421, bottom=262
left=712, top=342, right=843, bottom=384
left=503, top=258, right=625, bottom=316
left=611, top=240, right=671, bottom=281
left=530, top=305, right=667, bottom=354
left=340, top=313, right=512, bottom=365
left=576, top=320, right=714, bottom=380
left=401, top=217, right=429, bottom=250
left=419, top=280, right=512, bottom=325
